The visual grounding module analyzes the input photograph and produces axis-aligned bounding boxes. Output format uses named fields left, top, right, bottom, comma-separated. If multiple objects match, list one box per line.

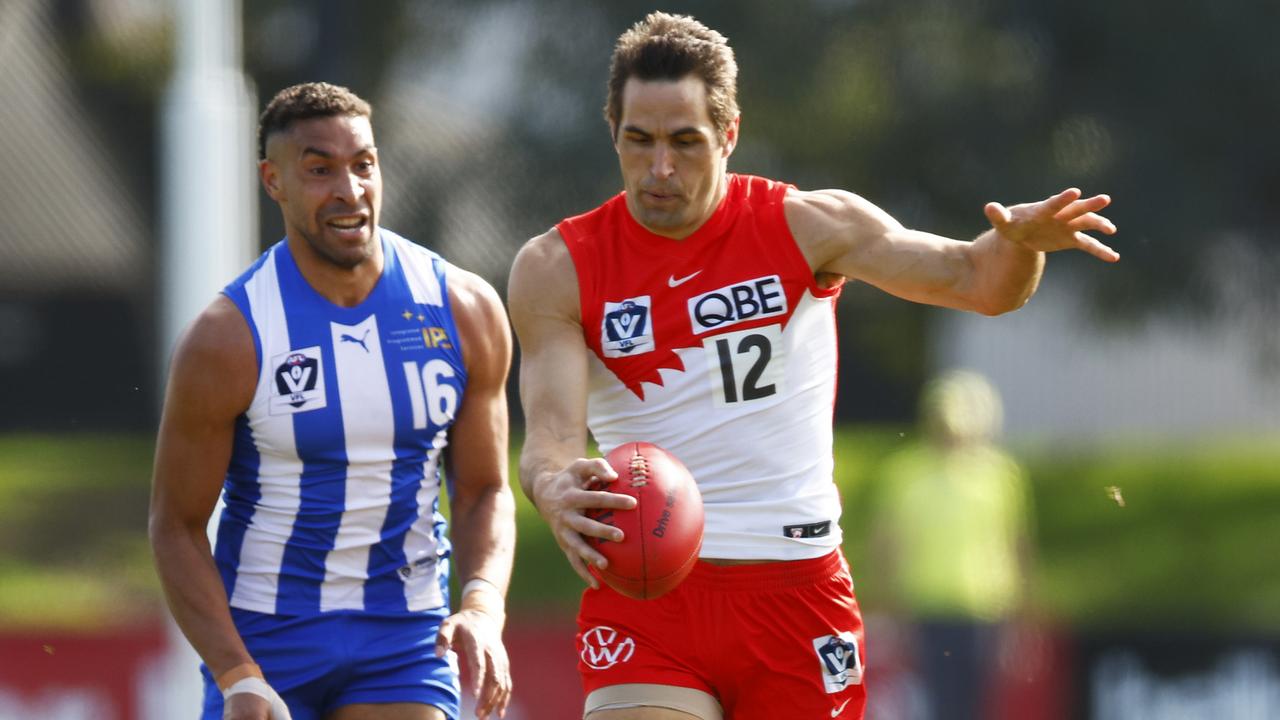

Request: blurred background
left=1, top=0, right=1278, bottom=718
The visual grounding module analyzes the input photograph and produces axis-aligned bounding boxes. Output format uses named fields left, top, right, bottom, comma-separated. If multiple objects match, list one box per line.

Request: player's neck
left=287, top=233, right=385, bottom=308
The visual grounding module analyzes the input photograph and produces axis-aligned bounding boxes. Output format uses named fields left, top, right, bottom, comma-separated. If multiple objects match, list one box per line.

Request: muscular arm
left=436, top=268, right=516, bottom=719
left=443, top=268, right=516, bottom=613
left=787, top=187, right=1118, bottom=316
left=148, top=296, right=260, bottom=681
left=507, top=230, right=634, bottom=586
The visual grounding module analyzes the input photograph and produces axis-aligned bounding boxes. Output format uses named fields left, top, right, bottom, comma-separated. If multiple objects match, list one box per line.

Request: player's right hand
left=223, top=677, right=292, bottom=720
left=531, top=458, right=636, bottom=587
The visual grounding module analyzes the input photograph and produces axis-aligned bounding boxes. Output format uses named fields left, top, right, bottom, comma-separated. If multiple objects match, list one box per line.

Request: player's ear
left=720, top=115, right=740, bottom=158
left=260, top=159, right=283, bottom=201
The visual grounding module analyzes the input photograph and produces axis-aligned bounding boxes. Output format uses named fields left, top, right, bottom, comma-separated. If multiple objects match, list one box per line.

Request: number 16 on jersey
left=403, top=359, right=459, bottom=429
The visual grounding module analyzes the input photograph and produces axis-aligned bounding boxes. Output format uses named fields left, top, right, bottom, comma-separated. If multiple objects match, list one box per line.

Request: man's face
left=614, top=75, right=737, bottom=239
left=261, top=114, right=381, bottom=269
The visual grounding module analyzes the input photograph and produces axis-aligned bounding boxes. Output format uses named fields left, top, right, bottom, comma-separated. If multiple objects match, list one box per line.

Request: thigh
left=588, top=708, right=706, bottom=720
left=200, top=610, right=340, bottom=720
left=330, top=612, right=460, bottom=718
left=327, top=703, right=447, bottom=720
left=586, top=683, right=722, bottom=720
left=719, top=557, right=867, bottom=720
left=577, top=585, right=715, bottom=698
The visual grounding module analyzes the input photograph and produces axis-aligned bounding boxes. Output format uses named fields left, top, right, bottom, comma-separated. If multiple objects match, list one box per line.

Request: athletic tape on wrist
left=223, top=676, right=292, bottom=720
left=216, top=662, right=264, bottom=692
left=461, top=577, right=501, bottom=599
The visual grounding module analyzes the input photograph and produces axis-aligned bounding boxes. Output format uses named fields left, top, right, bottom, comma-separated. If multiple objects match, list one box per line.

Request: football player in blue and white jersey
left=150, top=83, right=515, bottom=720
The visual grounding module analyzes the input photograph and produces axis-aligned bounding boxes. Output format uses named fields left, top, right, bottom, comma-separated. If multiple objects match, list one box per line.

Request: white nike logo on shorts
left=668, top=270, right=701, bottom=287
left=831, top=698, right=851, bottom=717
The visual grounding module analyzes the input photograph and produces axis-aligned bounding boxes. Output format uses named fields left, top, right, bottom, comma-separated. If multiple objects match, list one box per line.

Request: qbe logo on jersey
left=269, top=346, right=327, bottom=415
left=813, top=632, right=863, bottom=692
left=601, top=296, right=654, bottom=357
left=687, top=275, right=787, bottom=334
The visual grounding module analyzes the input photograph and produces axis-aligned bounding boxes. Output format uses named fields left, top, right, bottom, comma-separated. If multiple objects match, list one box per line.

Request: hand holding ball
left=587, top=442, right=703, bottom=600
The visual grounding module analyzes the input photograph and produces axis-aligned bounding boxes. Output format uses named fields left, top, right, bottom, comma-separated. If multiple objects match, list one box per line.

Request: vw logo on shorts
left=580, top=625, right=636, bottom=670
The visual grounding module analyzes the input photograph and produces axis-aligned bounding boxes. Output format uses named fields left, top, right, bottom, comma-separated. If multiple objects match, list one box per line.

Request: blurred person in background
left=149, top=82, right=514, bottom=720
left=869, top=370, right=1032, bottom=720
left=508, top=11, right=1116, bottom=720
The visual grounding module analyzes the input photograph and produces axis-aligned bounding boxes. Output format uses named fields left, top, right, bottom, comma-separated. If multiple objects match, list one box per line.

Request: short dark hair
left=257, top=82, right=372, bottom=160
left=605, top=12, right=739, bottom=142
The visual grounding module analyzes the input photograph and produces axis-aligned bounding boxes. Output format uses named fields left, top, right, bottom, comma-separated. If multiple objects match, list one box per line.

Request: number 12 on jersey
left=703, top=324, right=786, bottom=406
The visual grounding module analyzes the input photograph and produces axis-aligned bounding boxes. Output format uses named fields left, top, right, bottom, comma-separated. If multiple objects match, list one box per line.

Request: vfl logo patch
left=813, top=632, right=863, bottom=693
left=580, top=625, right=636, bottom=670
left=687, top=275, right=786, bottom=334
left=269, top=346, right=327, bottom=415
left=601, top=296, right=654, bottom=358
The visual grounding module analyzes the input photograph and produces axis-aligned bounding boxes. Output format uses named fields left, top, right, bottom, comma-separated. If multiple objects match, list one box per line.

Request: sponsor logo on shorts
left=813, top=632, right=863, bottom=693
left=580, top=625, right=636, bottom=670
left=601, top=296, right=654, bottom=357
left=687, top=275, right=786, bottom=334
left=269, top=346, right=327, bottom=415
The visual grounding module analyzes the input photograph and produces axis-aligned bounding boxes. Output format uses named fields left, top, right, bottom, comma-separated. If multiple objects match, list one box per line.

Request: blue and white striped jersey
left=216, top=229, right=466, bottom=616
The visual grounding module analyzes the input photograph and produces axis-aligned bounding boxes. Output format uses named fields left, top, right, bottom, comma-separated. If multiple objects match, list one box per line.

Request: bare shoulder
left=176, top=296, right=255, bottom=374
left=508, top=227, right=580, bottom=323
left=446, top=263, right=506, bottom=323
left=444, top=265, right=512, bottom=379
left=509, top=227, right=574, bottom=287
left=166, top=295, right=257, bottom=417
left=783, top=187, right=904, bottom=277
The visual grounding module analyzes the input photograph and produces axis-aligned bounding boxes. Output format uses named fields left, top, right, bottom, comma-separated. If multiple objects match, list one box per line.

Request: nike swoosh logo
left=668, top=270, right=702, bottom=287
left=831, top=698, right=851, bottom=717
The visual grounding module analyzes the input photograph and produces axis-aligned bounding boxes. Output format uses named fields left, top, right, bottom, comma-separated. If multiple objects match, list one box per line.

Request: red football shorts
left=576, top=549, right=867, bottom=719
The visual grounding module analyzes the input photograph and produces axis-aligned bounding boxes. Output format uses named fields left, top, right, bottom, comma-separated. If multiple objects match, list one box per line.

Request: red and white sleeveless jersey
left=558, top=174, right=844, bottom=559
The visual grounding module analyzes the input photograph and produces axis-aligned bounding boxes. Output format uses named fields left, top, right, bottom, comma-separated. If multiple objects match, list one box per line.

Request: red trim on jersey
left=558, top=174, right=842, bottom=399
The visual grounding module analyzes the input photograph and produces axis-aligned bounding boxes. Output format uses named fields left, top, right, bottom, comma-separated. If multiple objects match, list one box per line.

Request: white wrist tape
left=461, top=577, right=501, bottom=599
left=223, top=676, right=293, bottom=720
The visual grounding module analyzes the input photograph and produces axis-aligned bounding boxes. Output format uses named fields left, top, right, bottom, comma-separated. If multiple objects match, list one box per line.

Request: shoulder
left=508, top=227, right=580, bottom=320
left=446, top=264, right=506, bottom=326
left=511, top=227, right=574, bottom=278
left=782, top=187, right=904, bottom=276
left=783, top=188, right=902, bottom=245
left=180, top=295, right=254, bottom=368
left=444, top=265, right=511, bottom=373
left=166, top=295, right=257, bottom=415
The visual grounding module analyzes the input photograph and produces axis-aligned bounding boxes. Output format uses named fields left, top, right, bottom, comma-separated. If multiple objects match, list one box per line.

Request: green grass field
left=2, top=430, right=1277, bottom=631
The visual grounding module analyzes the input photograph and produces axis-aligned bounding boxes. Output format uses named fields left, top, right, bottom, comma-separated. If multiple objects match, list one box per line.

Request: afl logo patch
left=601, top=296, right=654, bottom=358
left=269, top=346, right=328, bottom=415
left=813, top=632, right=863, bottom=692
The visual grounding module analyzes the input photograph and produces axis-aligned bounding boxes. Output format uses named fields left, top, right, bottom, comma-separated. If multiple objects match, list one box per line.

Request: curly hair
left=257, top=82, right=372, bottom=160
left=605, top=12, right=739, bottom=143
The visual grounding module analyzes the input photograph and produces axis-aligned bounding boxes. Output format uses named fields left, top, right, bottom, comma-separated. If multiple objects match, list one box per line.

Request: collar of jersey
left=276, top=229, right=393, bottom=316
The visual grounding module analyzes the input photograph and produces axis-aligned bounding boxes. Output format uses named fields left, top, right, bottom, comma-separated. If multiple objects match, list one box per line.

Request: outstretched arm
left=507, top=230, right=637, bottom=588
left=787, top=187, right=1117, bottom=316
left=149, top=296, right=283, bottom=720
left=438, top=268, right=516, bottom=720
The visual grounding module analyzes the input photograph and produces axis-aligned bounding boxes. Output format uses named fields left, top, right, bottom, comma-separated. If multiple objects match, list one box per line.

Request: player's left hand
left=436, top=607, right=511, bottom=719
left=984, top=187, right=1119, bottom=262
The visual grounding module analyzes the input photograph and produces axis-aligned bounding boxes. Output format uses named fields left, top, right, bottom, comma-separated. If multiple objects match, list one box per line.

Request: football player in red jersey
left=508, top=12, right=1117, bottom=720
